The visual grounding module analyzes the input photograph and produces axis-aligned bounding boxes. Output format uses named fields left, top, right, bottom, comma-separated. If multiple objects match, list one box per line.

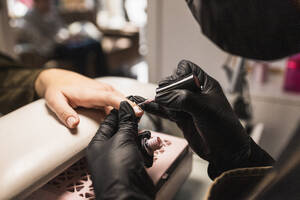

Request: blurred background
left=2, top=0, right=148, bottom=78
left=0, top=1, right=299, bottom=199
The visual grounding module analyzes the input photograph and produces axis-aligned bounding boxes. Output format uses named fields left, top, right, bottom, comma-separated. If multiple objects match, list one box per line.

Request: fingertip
left=107, top=93, right=126, bottom=110
left=66, top=115, right=80, bottom=128
left=45, top=92, right=80, bottom=129
left=104, top=106, right=114, bottom=115
left=133, top=105, right=144, bottom=117
left=127, top=100, right=144, bottom=117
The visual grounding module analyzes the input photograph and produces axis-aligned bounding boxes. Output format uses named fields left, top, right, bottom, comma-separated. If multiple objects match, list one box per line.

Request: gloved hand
left=129, top=95, right=202, bottom=157
left=86, top=101, right=155, bottom=200
left=134, top=60, right=274, bottom=179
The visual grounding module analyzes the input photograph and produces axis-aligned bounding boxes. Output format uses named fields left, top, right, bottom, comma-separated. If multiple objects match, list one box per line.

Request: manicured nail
left=133, top=105, right=144, bottom=117
left=67, top=116, right=76, bottom=128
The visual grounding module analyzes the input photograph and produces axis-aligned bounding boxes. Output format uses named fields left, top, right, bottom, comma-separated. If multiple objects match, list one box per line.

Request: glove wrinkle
left=119, top=101, right=137, bottom=123
left=89, top=109, right=119, bottom=145
left=86, top=101, right=155, bottom=200
left=94, top=109, right=119, bottom=142
left=152, top=60, right=274, bottom=180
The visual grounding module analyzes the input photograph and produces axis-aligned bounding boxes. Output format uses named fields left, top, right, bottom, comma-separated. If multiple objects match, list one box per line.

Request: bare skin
left=35, top=68, right=143, bottom=128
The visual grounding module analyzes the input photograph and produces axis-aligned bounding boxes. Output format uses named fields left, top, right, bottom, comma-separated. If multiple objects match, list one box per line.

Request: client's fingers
left=78, top=90, right=125, bottom=109
left=84, top=90, right=144, bottom=117
left=46, top=91, right=80, bottom=129
left=104, top=106, right=114, bottom=115
left=127, top=101, right=144, bottom=118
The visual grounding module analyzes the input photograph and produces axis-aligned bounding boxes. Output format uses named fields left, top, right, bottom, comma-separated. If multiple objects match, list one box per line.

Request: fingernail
left=67, top=116, right=76, bottom=128
left=133, top=105, right=144, bottom=117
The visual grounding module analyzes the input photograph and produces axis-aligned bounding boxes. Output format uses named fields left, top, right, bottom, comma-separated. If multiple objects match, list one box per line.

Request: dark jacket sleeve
left=207, top=122, right=300, bottom=199
left=0, top=53, right=43, bottom=115
left=207, top=137, right=275, bottom=180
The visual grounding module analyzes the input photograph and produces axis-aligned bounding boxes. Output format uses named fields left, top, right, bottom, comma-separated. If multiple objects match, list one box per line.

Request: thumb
left=155, top=89, right=201, bottom=114
left=118, top=101, right=138, bottom=134
left=46, top=91, right=80, bottom=128
left=92, top=109, right=119, bottom=142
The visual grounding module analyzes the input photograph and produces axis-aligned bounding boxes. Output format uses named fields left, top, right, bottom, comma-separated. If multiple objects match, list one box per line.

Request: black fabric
left=0, top=53, right=15, bottom=63
left=135, top=60, right=274, bottom=179
left=207, top=167, right=272, bottom=200
left=86, top=102, right=155, bottom=200
left=0, top=53, right=32, bottom=69
left=208, top=138, right=274, bottom=180
left=186, top=0, right=300, bottom=60
left=250, top=122, right=300, bottom=200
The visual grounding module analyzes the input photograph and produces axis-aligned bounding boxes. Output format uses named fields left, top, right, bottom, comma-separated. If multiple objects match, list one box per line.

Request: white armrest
left=0, top=77, right=156, bottom=200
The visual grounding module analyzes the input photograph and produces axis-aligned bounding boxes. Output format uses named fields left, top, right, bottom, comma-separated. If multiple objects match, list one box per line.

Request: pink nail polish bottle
left=138, top=131, right=162, bottom=167
left=284, top=54, right=300, bottom=93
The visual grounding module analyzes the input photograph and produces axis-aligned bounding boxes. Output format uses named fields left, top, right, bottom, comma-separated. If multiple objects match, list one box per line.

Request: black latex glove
left=86, top=101, right=155, bottom=200
left=186, top=0, right=300, bottom=60
left=129, top=95, right=203, bottom=158
left=135, top=60, right=274, bottom=179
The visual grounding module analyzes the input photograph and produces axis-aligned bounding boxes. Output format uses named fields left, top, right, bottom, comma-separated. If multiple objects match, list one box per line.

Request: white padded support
left=0, top=77, right=156, bottom=200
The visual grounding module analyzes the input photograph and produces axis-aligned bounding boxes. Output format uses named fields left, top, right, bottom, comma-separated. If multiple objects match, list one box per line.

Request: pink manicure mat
left=26, top=132, right=193, bottom=200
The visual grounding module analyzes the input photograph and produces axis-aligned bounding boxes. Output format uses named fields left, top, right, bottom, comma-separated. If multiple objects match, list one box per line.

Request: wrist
left=34, top=68, right=57, bottom=97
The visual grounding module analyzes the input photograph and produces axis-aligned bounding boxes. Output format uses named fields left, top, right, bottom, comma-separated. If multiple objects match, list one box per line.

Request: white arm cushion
left=0, top=77, right=156, bottom=200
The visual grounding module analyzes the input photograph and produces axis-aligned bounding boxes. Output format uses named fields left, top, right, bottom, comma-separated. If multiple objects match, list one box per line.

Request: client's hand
left=86, top=101, right=155, bottom=199
left=35, top=68, right=127, bottom=128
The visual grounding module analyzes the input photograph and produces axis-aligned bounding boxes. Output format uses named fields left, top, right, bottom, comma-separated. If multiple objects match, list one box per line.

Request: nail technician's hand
left=86, top=101, right=155, bottom=200
left=136, top=60, right=274, bottom=179
left=154, top=60, right=249, bottom=162
left=35, top=68, right=127, bottom=128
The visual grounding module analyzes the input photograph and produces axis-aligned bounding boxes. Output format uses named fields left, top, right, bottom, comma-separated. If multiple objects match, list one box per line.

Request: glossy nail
left=66, top=116, right=76, bottom=128
left=133, top=105, right=144, bottom=117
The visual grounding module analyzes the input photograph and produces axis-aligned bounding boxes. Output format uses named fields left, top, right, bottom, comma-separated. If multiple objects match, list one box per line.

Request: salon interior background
left=0, top=0, right=299, bottom=159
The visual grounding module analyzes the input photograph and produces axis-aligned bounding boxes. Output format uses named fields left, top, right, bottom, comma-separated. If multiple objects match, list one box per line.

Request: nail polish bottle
left=138, top=131, right=162, bottom=168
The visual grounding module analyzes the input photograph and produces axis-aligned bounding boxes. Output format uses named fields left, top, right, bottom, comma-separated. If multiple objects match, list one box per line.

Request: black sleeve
left=208, top=137, right=275, bottom=180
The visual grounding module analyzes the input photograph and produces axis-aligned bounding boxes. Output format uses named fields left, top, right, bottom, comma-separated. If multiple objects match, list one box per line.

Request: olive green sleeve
left=0, top=54, right=44, bottom=115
